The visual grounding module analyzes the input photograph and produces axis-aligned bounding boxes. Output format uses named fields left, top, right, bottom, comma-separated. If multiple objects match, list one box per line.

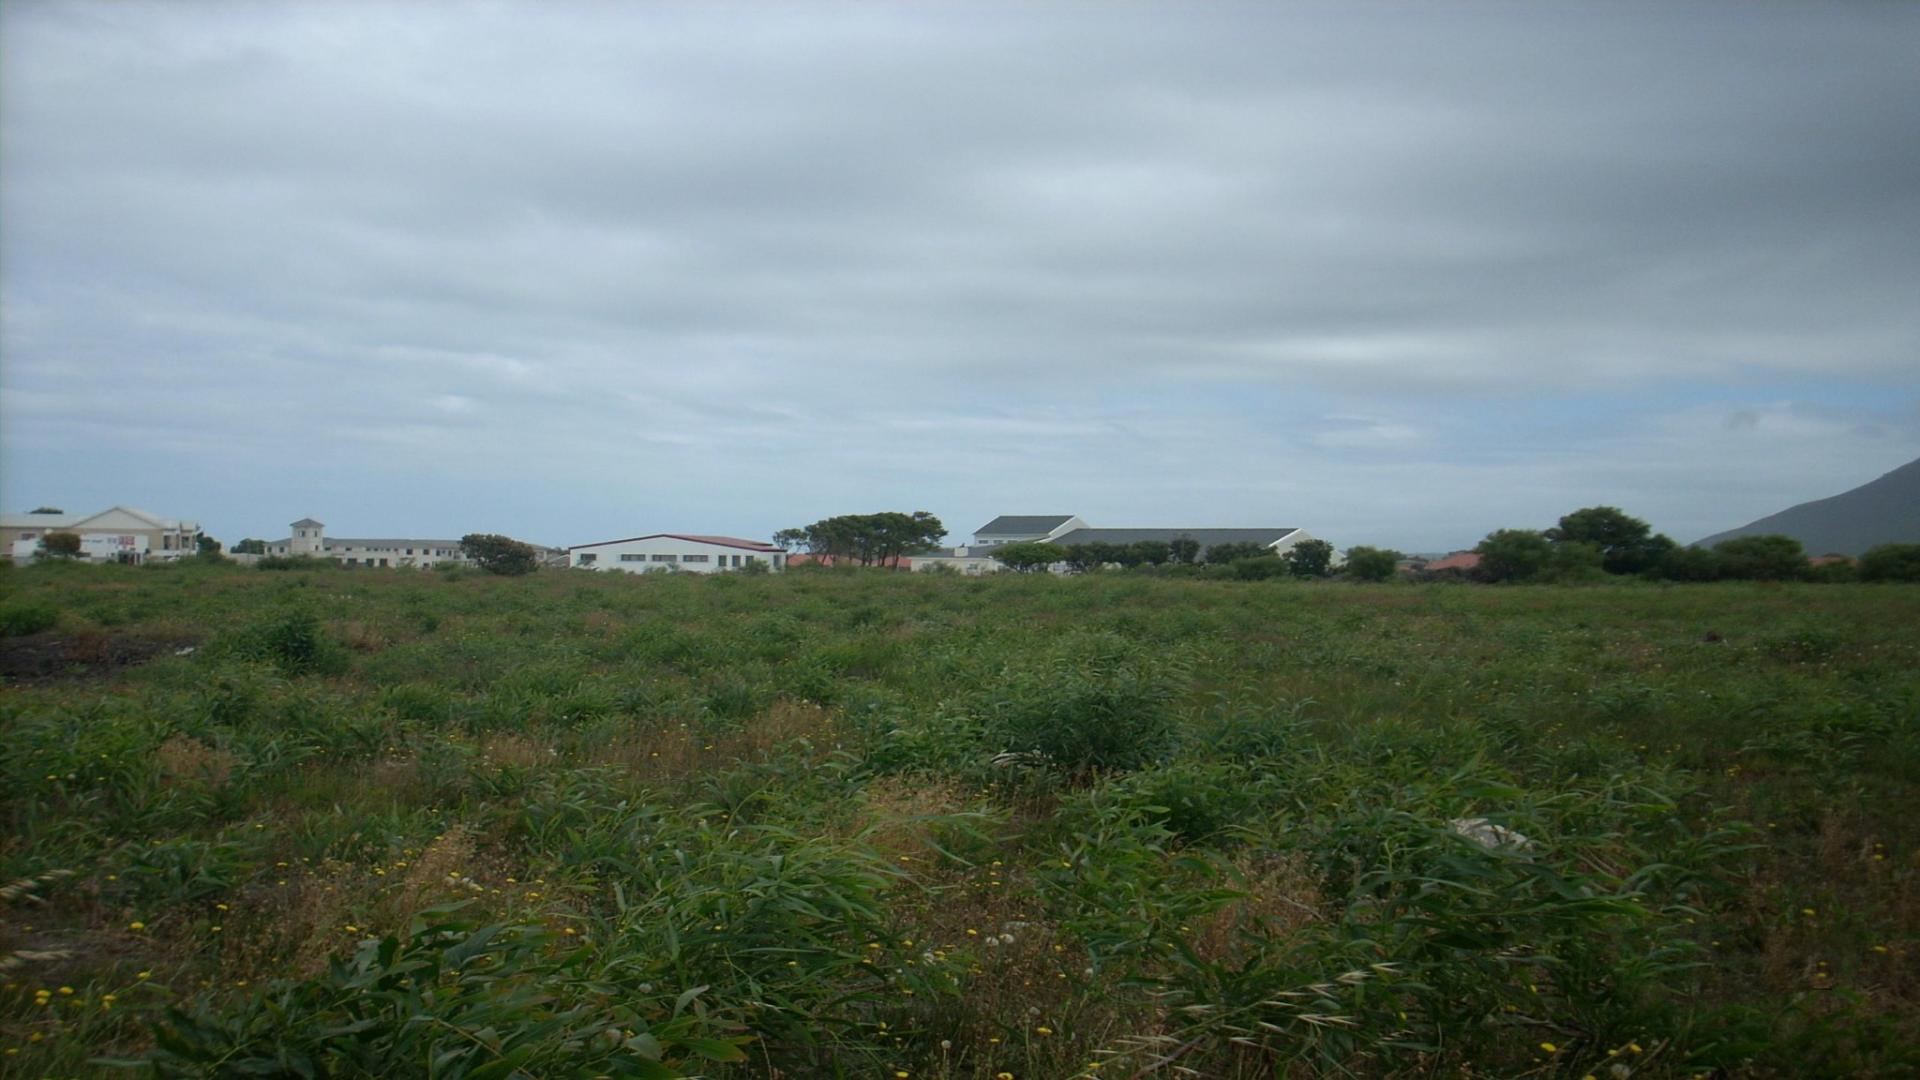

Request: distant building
left=1423, top=551, right=1482, bottom=573
left=568, top=533, right=786, bottom=573
left=970, top=515, right=1087, bottom=547
left=262, top=518, right=472, bottom=568
left=2, top=506, right=203, bottom=563
left=906, top=515, right=1327, bottom=573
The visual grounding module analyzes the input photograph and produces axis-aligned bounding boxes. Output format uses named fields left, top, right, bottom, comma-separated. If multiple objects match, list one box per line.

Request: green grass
left=1, top=560, right=1915, bottom=1077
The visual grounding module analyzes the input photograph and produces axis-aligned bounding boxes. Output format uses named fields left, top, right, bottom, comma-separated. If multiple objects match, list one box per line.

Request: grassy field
left=1, top=561, right=1915, bottom=1078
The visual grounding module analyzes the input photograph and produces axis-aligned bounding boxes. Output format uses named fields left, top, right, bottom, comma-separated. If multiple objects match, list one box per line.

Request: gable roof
left=290, top=518, right=325, bottom=528
left=568, top=533, right=780, bottom=553
left=4, top=506, right=195, bottom=531
left=1050, top=527, right=1298, bottom=552
left=975, top=515, right=1076, bottom=536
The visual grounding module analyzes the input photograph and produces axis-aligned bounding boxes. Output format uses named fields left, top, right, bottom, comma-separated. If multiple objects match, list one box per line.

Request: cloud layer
left=5, top=3, right=1917, bottom=550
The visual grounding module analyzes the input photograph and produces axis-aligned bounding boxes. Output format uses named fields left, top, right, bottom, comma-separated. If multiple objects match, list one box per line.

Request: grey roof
left=1050, top=527, right=1298, bottom=552
left=975, top=514, right=1075, bottom=535
left=290, top=517, right=325, bottom=528
left=273, top=537, right=464, bottom=548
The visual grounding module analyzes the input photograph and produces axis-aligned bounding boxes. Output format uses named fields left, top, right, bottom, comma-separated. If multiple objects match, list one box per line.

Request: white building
left=2, top=506, right=203, bottom=563
left=568, top=533, right=787, bottom=573
left=262, top=518, right=472, bottom=568
left=906, top=515, right=1330, bottom=573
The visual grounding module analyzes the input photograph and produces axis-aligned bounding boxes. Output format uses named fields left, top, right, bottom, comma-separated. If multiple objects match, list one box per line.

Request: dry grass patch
left=154, top=734, right=239, bottom=788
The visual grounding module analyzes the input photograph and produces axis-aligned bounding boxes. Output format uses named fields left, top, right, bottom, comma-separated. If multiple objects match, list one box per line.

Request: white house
left=906, top=515, right=1331, bottom=573
left=261, top=518, right=472, bottom=568
left=2, top=506, right=203, bottom=564
left=568, top=533, right=787, bottom=573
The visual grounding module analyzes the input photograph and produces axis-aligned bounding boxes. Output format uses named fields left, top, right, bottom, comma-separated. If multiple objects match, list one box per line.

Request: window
left=619, top=553, right=644, bottom=562
left=682, top=554, right=709, bottom=563
left=731, top=555, right=742, bottom=567
left=579, top=553, right=597, bottom=565
left=651, top=554, right=677, bottom=562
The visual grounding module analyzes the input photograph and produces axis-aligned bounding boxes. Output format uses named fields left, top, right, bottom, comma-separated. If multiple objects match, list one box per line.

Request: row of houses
left=5, top=507, right=1322, bottom=576
left=566, top=514, right=1324, bottom=575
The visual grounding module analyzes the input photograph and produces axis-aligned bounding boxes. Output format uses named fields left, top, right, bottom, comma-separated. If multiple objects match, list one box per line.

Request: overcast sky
left=4, top=2, right=1917, bottom=552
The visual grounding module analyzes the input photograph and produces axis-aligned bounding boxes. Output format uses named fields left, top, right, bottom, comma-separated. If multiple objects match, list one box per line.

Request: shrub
left=460, top=533, right=540, bottom=576
left=1283, top=538, right=1335, bottom=578
left=1713, top=533, right=1810, bottom=580
left=0, top=601, right=59, bottom=637
left=1859, top=542, right=1920, bottom=582
left=1343, top=545, right=1400, bottom=582
left=1474, top=529, right=1553, bottom=582
left=222, top=610, right=347, bottom=675
left=982, top=634, right=1187, bottom=775
left=41, top=531, right=82, bottom=559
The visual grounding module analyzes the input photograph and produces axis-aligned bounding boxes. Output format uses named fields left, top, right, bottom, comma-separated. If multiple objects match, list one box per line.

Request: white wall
left=570, top=536, right=784, bottom=574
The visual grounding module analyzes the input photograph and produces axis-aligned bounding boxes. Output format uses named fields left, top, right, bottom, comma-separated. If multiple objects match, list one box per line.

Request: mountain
left=1694, top=455, right=1920, bottom=556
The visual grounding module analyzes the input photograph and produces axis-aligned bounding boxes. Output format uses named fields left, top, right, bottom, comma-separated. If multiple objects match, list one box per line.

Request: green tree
left=1712, top=534, right=1809, bottom=581
left=1128, top=540, right=1172, bottom=567
left=1343, top=545, right=1401, bottom=582
left=1283, top=538, right=1335, bottom=578
left=197, top=535, right=223, bottom=556
left=1658, top=546, right=1723, bottom=582
left=41, top=532, right=82, bottom=559
left=459, top=533, right=539, bottom=576
left=991, top=542, right=1061, bottom=573
left=1859, top=543, right=1920, bottom=582
left=233, top=538, right=268, bottom=555
left=1475, top=529, right=1553, bottom=582
left=1167, top=537, right=1201, bottom=565
left=788, top=512, right=945, bottom=566
left=1546, top=506, right=1673, bottom=575
left=29, top=507, right=64, bottom=515
left=1204, top=541, right=1270, bottom=565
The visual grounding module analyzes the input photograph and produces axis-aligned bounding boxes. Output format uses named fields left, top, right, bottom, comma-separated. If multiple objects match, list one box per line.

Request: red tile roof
left=1424, top=551, right=1481, bottom=572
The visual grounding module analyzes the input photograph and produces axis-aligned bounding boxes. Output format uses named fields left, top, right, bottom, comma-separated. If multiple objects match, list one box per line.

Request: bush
left=1713, top=534, right=1809, bottom=581
left=1283, top=538, right=1335, bottom=578
left=0, top=601, right=59, bottom=637
left=222, top=610, right=347, bottom=675
left=982, top=634, right=1187, bottom=775
left=1474, top=529, right=1553, bottom=582
left=1859, top=543, right=1920, bottom=582
left=40, top=531, right=83, bottom=559
left=1343, top=545, right=1400, bottom=582
left=460, top=533, right=539, bottom=576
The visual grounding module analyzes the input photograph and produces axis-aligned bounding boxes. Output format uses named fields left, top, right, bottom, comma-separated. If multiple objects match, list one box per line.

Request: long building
left=261, top=518, right=472, bottom=568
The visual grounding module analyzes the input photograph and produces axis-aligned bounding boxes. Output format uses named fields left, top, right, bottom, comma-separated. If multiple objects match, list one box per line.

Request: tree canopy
left=460, top=533, right=539, bottom=576
left=782, top=512, right=945, bottom=566
left=1283, top=538, right=1335, bottom=578
left=1546, top=506, right=1675, bottom=575
left=1475, top=529, right=1553, bottom=582
left=990, top=542, right=1062, bottom=573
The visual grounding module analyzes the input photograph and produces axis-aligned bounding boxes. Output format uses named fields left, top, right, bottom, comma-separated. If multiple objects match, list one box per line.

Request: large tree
left=1859, top=543, right=1920, bottom=582
left=1546, top=506, right=1674, bottom=575
left=783, top=511, right=945, bottom=566
left=460, top=534, right=539, bottom=576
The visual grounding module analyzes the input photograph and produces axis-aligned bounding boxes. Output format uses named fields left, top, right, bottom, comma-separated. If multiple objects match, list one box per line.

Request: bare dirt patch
left=0, top=629, right=200, bottom=684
